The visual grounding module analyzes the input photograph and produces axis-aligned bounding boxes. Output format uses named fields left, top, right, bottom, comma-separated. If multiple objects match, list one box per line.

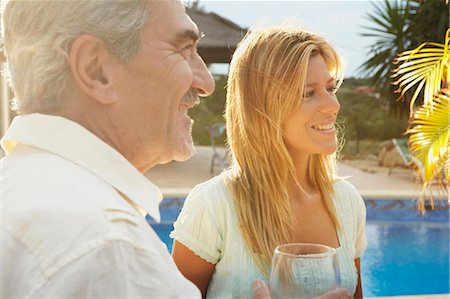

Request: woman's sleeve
left=170, top=184, right=224, bottom=264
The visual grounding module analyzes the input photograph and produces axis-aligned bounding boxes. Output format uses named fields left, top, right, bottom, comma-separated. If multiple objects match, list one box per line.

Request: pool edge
left=367, top=294, right=450, bottom=299
left=160, top=187, right=448, bottom=201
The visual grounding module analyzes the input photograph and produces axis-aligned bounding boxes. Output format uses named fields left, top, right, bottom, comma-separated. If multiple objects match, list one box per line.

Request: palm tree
left=392, top=29, right=450, bottom=211
left=361, top=0, right=449, bottom=211
left=359, top=0, right=411, bottom=114
left=360, top=0, right=449, bottom=114
left=408, top=0, right=449, bottom=48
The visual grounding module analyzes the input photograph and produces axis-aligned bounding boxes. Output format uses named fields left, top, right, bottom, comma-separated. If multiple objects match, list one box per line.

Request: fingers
left=251, top=280, right=271, bottom=299
left=315, top=288, right=353, bottom=299
left=251, top=281, right=351, bottom=299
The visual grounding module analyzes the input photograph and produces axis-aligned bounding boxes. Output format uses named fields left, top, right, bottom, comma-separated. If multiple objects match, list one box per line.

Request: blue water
left=152, top=222, right=175, bottom=252
left=362, top=221, right=449, bottom=296
left=148, top=198, right=450, bottom=296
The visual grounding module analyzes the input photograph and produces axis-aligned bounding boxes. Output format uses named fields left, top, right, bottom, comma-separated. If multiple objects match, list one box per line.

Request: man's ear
left=69, top=34, right=118, bottom=104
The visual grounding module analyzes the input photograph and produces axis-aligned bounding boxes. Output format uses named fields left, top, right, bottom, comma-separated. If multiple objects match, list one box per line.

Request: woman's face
left=282, top=54, right=340, bottom=159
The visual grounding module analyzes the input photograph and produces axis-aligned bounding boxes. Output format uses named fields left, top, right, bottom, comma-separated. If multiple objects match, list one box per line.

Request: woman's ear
left=69, top=34, right=118, bottom=104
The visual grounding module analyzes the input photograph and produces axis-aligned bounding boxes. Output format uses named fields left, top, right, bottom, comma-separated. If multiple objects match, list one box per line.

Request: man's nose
left=191, top=52, right=215, bottom=97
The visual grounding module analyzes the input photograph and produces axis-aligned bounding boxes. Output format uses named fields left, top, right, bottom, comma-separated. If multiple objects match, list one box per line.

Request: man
left=1, top=0, right=213, bottom=297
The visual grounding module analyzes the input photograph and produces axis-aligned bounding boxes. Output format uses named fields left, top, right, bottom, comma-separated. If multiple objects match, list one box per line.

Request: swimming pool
left=362, top=198, right=449, bottom=296
left=147, top=197, right=450, bottom=296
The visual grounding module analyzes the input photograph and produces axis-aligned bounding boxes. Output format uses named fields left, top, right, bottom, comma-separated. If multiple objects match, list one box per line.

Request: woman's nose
left=319, top=92, right=340, bottom=115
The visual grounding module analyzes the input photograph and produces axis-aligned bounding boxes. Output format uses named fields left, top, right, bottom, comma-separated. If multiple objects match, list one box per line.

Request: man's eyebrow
left=174, top=29, right=203, bottom=44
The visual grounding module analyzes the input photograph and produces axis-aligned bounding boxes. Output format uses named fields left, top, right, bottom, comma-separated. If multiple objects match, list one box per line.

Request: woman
left=170, top=26, right=367, bottom=299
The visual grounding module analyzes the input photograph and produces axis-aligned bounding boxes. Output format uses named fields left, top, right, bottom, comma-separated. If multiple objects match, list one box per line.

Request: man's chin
left=172, top=142, right=196, bottom=162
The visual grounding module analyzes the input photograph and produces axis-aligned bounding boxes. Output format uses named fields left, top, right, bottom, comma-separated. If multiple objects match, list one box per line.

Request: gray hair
left=2, top=0, right=151, bottom=114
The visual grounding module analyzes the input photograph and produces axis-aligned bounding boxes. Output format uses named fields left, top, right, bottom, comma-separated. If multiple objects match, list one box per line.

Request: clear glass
left=269, top=243, right=341, bottom=299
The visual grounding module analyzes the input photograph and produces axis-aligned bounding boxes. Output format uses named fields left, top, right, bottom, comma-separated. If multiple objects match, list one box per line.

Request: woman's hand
left=316, top=288, right=353, bottom=299
left=251, top=280, right=352, bottom=299
left=252, top=280, right=271, bottom=299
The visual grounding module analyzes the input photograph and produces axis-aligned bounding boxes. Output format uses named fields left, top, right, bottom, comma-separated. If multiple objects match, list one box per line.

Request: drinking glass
left=269, top=243, right=340, bottom=299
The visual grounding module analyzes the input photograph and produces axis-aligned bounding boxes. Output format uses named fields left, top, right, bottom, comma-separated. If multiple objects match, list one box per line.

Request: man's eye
left=182, top=44, right=194, bottom=51
left=180, top=44, right=195, bottom=58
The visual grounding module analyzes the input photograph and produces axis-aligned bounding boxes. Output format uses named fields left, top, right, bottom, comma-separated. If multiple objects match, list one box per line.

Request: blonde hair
left=225, top=26, right=343, bottom=275
left=2, top=0, right=150, bottom=114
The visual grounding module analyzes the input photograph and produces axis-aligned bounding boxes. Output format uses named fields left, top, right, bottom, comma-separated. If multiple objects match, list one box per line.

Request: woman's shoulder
left=191, top=170, right=231, bottom=194
left=332, top=176, right=365, bottom=210
left=186, top=170, right=234, bottom=207
left=332, top=176, right=361, bottom=198
left=332, top=177, right=367, bottom=235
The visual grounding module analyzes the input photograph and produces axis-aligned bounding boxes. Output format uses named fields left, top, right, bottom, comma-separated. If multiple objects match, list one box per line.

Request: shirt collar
left=1, top=113, right=162, bottom=222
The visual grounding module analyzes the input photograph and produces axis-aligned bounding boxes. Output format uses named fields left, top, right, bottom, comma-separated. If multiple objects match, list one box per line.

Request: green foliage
left=337, top=84, right=407, bottom=147
left=340, top=140, right=381, bottom=158
left=360, top=0, right=449, bottom=114
left=409, top=0, right=449, bottom=48
left=191, top=75, right=227, bottom=146
left=359, top=0, right=411, bottom=114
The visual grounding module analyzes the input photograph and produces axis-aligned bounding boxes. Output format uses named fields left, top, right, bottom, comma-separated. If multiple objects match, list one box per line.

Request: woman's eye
left=303, top=90, right=315, bottom=99
left=328, top=85, right=339, bottom=93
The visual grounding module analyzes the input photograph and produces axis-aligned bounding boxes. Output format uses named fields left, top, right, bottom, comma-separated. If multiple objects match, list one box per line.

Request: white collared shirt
left=0, top=114, right=200, bottom=298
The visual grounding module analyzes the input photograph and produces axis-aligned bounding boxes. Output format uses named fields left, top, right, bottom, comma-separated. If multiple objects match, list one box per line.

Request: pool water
left=147, top=198, right=450, bottom=296
left=362, top=221, right=449, bottom=296
left=152, top=223, right=175, bottom=252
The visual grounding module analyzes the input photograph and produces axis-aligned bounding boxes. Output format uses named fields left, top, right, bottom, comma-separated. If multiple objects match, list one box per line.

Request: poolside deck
left=145, top=146, right=446, bottom=200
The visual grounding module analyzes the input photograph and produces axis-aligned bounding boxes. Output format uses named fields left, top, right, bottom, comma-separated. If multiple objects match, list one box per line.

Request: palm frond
left=392, top=29, right=450, bottom=110
left=446, top=153, right=450, bottom=184
left=407, top=90, right=450, bottom=185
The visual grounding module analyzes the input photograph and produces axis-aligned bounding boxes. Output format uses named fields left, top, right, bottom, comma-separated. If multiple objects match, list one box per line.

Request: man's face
left=111, top=0, right=215, bottom=171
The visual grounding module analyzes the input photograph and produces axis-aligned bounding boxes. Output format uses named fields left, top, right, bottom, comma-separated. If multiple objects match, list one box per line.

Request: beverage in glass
left=269, top=243, right=340, bottom=299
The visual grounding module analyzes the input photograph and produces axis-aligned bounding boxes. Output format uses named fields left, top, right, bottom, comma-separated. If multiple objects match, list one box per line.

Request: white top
left=1, top=114, right=200, bottom=299
left=171, top=171, right=367, bottom=299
